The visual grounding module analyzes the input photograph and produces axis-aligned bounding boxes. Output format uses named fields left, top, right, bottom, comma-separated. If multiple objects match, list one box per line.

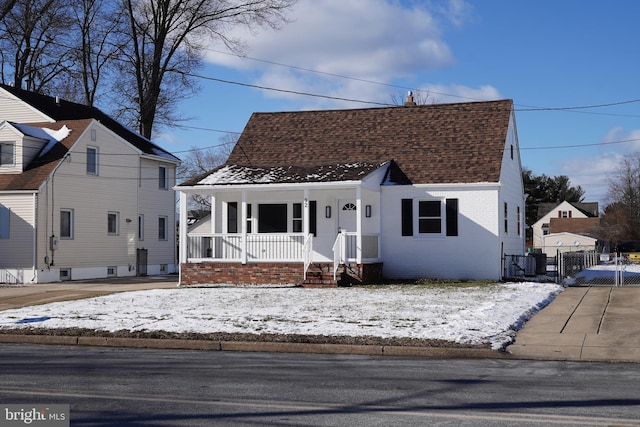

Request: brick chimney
left=404, top=91, right=417, bottom=106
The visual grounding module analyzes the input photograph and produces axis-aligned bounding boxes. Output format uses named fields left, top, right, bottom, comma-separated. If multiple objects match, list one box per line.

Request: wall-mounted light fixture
left=325, top=206, right=331, bottom=218
left=365, top=205, right=372, bottom=218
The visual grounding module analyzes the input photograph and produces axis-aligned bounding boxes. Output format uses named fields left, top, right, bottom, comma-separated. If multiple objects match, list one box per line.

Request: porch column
left=356, top=186, right=362, bottom=264
left=179, top=191, right=188, bottom=272
left=241, top=191, right=247, bottom=264
left=210, top=195, right=216, bottom=233
left=303, top=189, right=309, bottom=236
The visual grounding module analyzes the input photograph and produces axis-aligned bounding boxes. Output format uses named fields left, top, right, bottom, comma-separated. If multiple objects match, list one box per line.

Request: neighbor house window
left=0, top=142, right=15, bottom=166
left=86, top=146, right=98, bottom=175
left=559, top=210, right=571, bottom=218
left=138, top=214, right=144, bottom=240
left=258, top=204, right=287, bottom=233
left=159, top=166, right=168, bottom=189
left=246, top=204, right=252, bottom=233
left=60, top=209, right=74, bottom=239
left=418, top=200, right=441, bottom=234
left=517, top=206, right=521, bottom=236
left=0, top=205, right=9, bottom=238
left=108, top=212, right=119, bottom=235
left=158, top=216, right=168, bottom=240
left=504, top=202, right=508, bottom=234
left=292, top=203, right=302, bottom=233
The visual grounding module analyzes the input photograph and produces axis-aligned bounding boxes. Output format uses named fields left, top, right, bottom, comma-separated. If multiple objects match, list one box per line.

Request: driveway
left=507, top=286, right=640, bottom=362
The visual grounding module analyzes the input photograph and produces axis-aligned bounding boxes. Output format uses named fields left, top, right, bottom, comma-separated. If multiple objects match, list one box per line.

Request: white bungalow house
left=0, top=85, right=180, bottom=284
left=532, top=201, right=599, bottom=256
left=176, top=98, right=525, bottom=286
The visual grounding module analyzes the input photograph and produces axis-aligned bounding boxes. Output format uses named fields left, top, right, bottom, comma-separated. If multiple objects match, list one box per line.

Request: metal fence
left=559, top=251, right=640, bottom=286
left=504, top=251, right=640, bottom=286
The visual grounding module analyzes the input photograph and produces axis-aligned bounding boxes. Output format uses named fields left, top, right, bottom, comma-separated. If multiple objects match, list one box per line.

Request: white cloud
left=554, top=126, right=640, bottom=204
left=201, top=0, right=479, bottom=107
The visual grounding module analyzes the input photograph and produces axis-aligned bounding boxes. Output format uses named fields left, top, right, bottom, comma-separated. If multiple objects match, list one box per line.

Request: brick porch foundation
left=180, top=262, right=384, bottom=286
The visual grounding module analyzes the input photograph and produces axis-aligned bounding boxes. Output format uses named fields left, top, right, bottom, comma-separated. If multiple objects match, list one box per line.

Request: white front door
left=338, top=200, right=357, bottom=232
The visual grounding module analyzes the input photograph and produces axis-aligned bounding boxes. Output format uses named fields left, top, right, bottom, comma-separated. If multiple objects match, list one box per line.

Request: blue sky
left=161, top=0, right=640, bottom=206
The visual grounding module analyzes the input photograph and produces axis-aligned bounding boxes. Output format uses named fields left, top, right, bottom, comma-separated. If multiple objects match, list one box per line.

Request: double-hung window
left=158, top=216, right=168, bottom=240
left=60, top=209, right=74, bottom=239
left=159, top=166, right=168, bottom=189
left=0, top=142, right=15, bottom=166
left=86, top=146, right=98, bottom=175
left=107, top=212, right=119, bottom=235
left=402, top=198, right=458, bottom=237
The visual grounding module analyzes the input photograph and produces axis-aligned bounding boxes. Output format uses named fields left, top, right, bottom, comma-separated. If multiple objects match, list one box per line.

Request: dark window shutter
left=401, top=199, right=413, bottom=236
left=446, top=198, right=458, bottom=236
left=227, top=202, right=238, bottom=233
left=310, top=201, right=317, bottom=236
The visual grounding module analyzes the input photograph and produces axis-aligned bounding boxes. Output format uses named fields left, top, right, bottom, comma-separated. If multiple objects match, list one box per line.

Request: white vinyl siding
left=0, top=194, right=35, bottom=269
left=0, top=204, right=9, bottom=238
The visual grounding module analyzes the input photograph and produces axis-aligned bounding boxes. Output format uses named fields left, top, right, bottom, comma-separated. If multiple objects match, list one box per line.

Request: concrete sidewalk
left=507, top=286, right=640, bottom=363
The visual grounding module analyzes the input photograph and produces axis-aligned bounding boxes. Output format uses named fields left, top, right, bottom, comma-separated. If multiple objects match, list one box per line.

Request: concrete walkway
left=507, top=286, right=640, bottom=362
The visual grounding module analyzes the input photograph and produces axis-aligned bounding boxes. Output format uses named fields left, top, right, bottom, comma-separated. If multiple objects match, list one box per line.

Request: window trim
left=60, top=208, right=74, bottom=240
left=86, top=146, right=98, bottom=175
left=158, top=216, right=168, bottom=240
left=159, top=166, right=168, bottom=190
left=0, top=141, right=15, bottom=167
left=107, top=211, right=120, bottom=235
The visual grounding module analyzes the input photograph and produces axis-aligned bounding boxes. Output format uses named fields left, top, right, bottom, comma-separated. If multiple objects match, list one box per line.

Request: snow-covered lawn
left=0, top=282, right=562, bottom=350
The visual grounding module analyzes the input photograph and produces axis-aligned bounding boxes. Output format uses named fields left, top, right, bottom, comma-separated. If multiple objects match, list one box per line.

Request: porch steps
left=302, top=264, right=340, bottom=288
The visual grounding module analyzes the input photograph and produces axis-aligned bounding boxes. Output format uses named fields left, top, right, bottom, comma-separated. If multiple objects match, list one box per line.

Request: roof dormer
left=0, top=121, right=70, bottom=173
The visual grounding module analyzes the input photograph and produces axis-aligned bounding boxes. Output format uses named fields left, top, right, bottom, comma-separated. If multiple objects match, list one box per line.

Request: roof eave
left=175, top=180, right=365, bottom=193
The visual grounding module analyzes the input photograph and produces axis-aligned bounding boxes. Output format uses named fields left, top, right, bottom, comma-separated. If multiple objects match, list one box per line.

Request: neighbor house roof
left=536, top=201, right=600, bottom=221
left=0, top=84, right=180, bottom=163
left=549, top=217, right=600, bottom=236
left=0, top=119, right=91, bottom=191
left=183, top=99, right=513, bottom=187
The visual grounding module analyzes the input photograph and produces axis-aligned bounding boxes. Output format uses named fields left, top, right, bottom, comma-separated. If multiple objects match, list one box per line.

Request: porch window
left=0, top=205, right=9, bottom=238
left=227, top=202, right=238, bottom=233
left=309, top=201, right=317, bottom=236
left=258, top=204, right=287, bottom=233
left=246, top=204, right=253, bottom=233
left=292, top=203, right=302, bottom=232
left=0, top=142, right=15, bottom=166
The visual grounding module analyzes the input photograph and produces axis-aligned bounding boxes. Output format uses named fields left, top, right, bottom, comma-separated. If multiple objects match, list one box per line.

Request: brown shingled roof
left=224, top=99, right=513, bottom=185
left=549, top=217, right=600, bottom=235
left=0, top=119, right=91, bottom=191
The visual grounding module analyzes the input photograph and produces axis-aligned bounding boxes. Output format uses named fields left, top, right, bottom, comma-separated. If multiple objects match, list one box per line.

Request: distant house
left=175, top=98, right=524, bottom=286
left=0, top=85, right=180, bottom=284
left=532, top=201, right=600, bottom=256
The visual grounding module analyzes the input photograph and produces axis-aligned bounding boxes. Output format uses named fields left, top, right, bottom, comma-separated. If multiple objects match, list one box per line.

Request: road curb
left=0, top=333, right=508, bottom=358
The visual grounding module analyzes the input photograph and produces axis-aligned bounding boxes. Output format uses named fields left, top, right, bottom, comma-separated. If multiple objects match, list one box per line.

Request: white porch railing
left=187, top=233, right=313, bottom=263
left=0, top=269, right=21, bottom=285
left=331, top=232, right=381, bottom=279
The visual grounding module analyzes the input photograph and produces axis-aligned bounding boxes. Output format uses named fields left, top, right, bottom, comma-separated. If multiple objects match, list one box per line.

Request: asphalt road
left=1, top=344, right=640, bottom=426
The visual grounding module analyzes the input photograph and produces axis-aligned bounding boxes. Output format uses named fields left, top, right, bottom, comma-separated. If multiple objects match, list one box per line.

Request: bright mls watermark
left=1, top=405, right=69, bottom=426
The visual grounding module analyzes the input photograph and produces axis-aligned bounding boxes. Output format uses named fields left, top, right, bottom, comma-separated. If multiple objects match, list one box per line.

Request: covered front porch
left=177, top=174, right=386, bottom=286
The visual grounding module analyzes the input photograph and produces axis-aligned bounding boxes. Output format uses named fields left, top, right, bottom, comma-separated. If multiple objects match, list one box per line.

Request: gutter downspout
left=31, top=192, right=37, bottom=282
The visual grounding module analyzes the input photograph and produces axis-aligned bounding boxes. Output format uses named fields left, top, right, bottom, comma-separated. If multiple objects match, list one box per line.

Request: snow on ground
left=0, top=282, right=563, bottom=350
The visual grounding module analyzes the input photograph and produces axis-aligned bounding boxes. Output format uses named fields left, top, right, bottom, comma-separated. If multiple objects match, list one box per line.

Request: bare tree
left=389, top=90, right=438, bottom=106
left=0, top=0, right=74, bottom=92
left=177, top=132, right=238, bottom=209
left=0, top=0, right=17, bottom=21
left=598, top=153, right=640, bottom=242
left=67, top=0, right=128, bottom=106
left=113, top=0, right=297, bottom=140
